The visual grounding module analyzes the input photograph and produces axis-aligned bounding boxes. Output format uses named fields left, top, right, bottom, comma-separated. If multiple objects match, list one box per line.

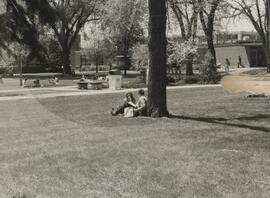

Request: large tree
left=147, top=0, right=169, bottom=117
left=198, top=0, right=221, bottom=65
left=0, top=1, right=8, bottom=50
left=0, top=13, right=9, bottom=53
left=230, top=0, right=270, bottom=72
left=5, top=0, right=50, bottom=65
left=169, top=0, right=199, bottom=75
left=6, top=0, right=104, bottom=74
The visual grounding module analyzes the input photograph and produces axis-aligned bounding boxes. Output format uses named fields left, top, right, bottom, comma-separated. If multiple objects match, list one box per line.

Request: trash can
left=108, top=69, right=122, bottom=90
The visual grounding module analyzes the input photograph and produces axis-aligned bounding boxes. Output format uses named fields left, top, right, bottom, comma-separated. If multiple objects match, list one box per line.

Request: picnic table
left=89, top=80, right=104, bottom=90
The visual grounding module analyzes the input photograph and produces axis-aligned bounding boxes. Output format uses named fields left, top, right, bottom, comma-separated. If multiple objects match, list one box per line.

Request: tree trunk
left=95, top=51, right=98, bottom=73
left=206, top=30, right=216, bottom=65
left=186, top=56, right=194, bottom=76
left=199, top=0, right=218, bottom=66
left=62, top=50, right=72, bottom=75
left=148, top=0, right=169, bottom=117
left=124, top=54, right=128, bottom=76
left=123, top=34, right=129, bottom=76
left=263, top=46, right=270, bottom=72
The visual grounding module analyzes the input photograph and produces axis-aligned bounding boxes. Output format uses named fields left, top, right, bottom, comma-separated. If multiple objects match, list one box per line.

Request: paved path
left=1, top=67, right=266, bottom=101
left=0, top=84, right=221, bottom=101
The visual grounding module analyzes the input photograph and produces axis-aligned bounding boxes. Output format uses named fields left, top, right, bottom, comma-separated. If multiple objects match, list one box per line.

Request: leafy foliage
left=198, top=0, right=222, bottom=64
left=168, top=39, right=199, bottom=69
left=229, top=0, right=270, bottom=72
left=5, top=0, right=49, bottom=65
left=5, top=0, right=105, bottom=74
left=101, top=0, right=147, bottom=61
left=168, top=0, right=200, bottom=75
left=168, top=0, right=199, bottom=40
left=199, top=51, right=221, bottom=83
left=130, top=44, right=148, bottom=71
left=0, top=12, right=11, bottom=50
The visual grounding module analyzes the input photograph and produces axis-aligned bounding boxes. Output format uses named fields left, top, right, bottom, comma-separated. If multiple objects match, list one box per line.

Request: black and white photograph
left=0, top=0, right=270, bottom=197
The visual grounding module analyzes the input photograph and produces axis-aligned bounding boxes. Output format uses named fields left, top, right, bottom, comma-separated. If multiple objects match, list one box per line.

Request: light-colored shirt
left=136, top=96, right=147, bottom=111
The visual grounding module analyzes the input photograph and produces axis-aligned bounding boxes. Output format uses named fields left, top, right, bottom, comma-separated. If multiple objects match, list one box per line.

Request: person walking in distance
left=0, top=74, right=3, bottom=84
left=237, top=56, right=244, bottom=68
left=225, top=58, right=230, bottom=73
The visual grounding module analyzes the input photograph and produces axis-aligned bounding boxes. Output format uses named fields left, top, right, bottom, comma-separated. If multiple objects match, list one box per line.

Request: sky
left=222, top=18, right=255, bottom=32
left=168, top=18, right=255, bottom=38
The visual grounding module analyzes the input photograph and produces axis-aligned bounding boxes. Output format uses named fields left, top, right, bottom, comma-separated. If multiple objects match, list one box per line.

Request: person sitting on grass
left=22, top=78, right=28, bottom=88
left=49, top=76, right=59, bottom=85
left=33, top=79, right=41, bottom=87
left=134, top=89, right=147, bottom=116
left=80, top=74, right=87, bottom=81
left=111, top=92, right=137, bottom=116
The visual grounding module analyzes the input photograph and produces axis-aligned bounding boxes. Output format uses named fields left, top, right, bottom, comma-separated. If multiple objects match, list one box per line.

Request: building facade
left=198, top=31, right=266, bottom=68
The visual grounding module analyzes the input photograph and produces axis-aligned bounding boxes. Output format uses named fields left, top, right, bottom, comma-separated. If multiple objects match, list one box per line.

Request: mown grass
left=0, top=87, right=270, bottom=198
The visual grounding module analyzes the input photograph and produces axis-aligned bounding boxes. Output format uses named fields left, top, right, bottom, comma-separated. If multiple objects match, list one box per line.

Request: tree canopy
left=101, top=0, right=147, bottom=74
left=168, top=0, right=199, bottom=75
left=229, top=0, right=270, bottom=72
left=198, top=0, right=221, bottom=64
left=5, top=0, right=106, bottom=74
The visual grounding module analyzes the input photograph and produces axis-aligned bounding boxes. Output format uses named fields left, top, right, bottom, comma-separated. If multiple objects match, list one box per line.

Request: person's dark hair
left=126, top=92, right=136, bottom=103
left=138, top=89, right=144, bottom=96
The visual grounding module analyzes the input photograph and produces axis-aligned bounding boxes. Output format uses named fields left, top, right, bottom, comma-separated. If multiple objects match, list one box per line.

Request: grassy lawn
left=0, top=87, right=270, bottom=198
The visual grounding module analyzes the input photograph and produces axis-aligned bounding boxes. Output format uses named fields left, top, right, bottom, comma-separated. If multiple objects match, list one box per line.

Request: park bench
left=77, top=80, right=105, bottom=90
left=77, top=81, right=89, bottom=89
left=23, top=79, right=41, bottom=88
left=89, top=80, right=104, bottom=90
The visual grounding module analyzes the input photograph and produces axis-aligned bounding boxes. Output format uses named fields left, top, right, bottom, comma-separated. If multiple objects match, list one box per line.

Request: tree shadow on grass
left=234, top=114, right=270, bottom=121
left=169, top=114, right=270, bottom=133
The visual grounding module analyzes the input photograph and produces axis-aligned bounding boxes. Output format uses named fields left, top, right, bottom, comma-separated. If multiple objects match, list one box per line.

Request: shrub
left=184, top=75, right=200, bottom=84
left=89, top=67, right=96, bottom=71
left=167, top=38, right=199, bottom=75
left=0, top=67, right=14, bottom=77
left=168, top=39, right=198, bottom=66
left=199, top=51, right=221, bottom=84
left=166, top=76, right=176, bottom=85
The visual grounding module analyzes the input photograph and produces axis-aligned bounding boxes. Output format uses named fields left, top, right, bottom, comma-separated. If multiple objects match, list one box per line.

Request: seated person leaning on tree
left=111, top=92, right=137, bottom=116
left=134, top=89, right=147, bottom=116
left=111, top=89, right=147, bottom=117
